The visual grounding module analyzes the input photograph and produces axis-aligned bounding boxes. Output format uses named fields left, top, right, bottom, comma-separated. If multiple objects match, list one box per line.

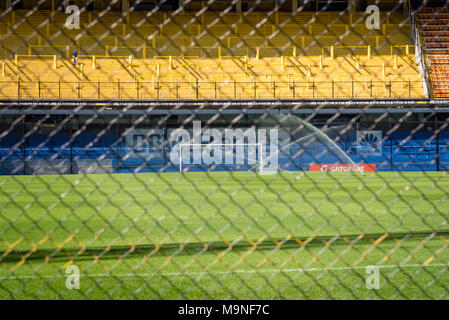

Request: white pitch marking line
left=1, top=263, right=448, bottom=280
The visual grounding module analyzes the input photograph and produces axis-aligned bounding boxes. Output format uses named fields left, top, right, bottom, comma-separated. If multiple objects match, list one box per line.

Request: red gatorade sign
left=309, top=164, right=377, bottom=172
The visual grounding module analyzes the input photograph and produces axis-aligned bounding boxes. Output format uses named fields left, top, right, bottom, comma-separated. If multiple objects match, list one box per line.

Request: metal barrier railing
left=0, top=80, right=425, bottom=100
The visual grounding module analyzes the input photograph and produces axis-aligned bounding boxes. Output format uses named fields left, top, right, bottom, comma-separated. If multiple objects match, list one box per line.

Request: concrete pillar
left=236, top=0, right=242, bottom=13
left=292, top=0, right=297, bottom=13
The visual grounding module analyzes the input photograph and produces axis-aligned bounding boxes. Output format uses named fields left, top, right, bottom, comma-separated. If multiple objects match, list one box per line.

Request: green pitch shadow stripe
left=1, top=229, right=448, bottom=263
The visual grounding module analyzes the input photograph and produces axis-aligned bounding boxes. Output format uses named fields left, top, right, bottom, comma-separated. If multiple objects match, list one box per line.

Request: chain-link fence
left=0, top=0, right=449, bottom=300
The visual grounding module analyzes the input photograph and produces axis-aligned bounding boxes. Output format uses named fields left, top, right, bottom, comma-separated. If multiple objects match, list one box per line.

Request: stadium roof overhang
left=1, top=99, right=449, bottom=115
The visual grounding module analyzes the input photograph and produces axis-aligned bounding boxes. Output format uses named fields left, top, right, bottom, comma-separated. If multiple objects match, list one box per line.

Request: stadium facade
left=1, top=99, right=449, bottom=174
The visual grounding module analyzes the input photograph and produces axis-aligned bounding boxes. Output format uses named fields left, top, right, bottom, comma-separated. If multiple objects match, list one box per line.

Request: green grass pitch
left=0, top=171, right=448, bottom=299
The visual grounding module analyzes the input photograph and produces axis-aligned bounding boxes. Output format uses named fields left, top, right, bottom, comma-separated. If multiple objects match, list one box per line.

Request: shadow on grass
left=1, top=229, right=448, bottom=263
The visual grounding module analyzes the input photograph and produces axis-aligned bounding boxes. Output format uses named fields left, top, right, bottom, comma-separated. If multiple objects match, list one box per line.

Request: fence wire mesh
left=0, top=0, right=449, bottom=300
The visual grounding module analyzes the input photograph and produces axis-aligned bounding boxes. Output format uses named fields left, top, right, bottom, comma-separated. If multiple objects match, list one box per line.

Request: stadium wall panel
left=0, top=116, right=448, bottom=174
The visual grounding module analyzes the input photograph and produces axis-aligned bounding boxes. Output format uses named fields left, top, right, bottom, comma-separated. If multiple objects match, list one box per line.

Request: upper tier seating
left=0, top=10, right=424, bottom=99
left=0, top=10, right=413, bottom=58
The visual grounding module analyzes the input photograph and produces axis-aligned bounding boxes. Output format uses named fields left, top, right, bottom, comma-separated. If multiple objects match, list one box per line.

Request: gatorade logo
left=310, top=164, right=376, bottom=172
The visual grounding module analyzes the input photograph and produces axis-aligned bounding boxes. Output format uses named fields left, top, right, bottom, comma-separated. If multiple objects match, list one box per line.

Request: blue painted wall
left=0, top=129, right=447, bottom=174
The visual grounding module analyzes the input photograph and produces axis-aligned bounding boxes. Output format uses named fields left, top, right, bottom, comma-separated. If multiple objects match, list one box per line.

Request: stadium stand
left=418, top=7, right=449, bottom=98
left=0, top=4, right=425, bottom=99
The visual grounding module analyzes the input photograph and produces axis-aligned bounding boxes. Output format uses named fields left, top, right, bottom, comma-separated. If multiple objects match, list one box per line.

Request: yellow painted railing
left=28, top=45, right=72, bottom=58
left=322, top=45, right=371, bottom=58
left=0, top=79, right=425, bottom=100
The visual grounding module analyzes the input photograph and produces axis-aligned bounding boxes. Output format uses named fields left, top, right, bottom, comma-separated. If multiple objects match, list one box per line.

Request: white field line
left=1, top=263, right=448, bottom=280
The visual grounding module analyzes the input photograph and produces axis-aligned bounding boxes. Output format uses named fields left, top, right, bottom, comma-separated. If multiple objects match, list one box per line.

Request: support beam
left=179, top=0, right=184, bottom=12
left=348, top=0, right=358, bottom=13
left=404, top=0, right=409, bottom=14
left=236, top=0, right=242, bottom=13
left=6, top=0, right=12, bottom=9
left=122, top=0, right=129, bottom=12
left=292, top=0, right=297, bottom=13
